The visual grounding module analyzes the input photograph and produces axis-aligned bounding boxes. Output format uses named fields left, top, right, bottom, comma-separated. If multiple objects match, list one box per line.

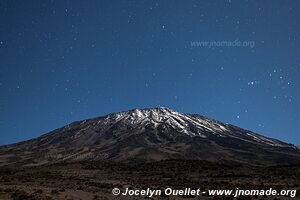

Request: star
left=247, top=80, right=260, bottom=86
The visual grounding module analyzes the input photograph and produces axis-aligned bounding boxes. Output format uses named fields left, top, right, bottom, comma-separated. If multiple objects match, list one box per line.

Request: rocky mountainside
left=0, top=107, right=299, bottom=166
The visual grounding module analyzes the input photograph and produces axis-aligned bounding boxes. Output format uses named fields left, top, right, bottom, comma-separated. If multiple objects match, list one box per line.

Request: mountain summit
left=0, top=107, right=299, bottom=166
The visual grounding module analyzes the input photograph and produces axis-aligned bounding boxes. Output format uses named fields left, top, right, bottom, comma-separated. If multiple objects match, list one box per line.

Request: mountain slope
left=0, top=107, right=299, bottom=166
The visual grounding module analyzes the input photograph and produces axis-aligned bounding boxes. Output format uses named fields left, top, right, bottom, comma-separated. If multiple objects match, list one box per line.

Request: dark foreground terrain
left=0, top=160, right=299, bottom=200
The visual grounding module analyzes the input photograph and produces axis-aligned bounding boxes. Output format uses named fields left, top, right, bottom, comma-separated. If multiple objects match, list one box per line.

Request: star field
left=0, top=0, right=299, bottom=145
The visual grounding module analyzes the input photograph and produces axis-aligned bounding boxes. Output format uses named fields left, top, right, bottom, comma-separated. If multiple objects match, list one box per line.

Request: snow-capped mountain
left=103, top=107, right=292, bottom=147
left=0, top=107, right=299, bottom=166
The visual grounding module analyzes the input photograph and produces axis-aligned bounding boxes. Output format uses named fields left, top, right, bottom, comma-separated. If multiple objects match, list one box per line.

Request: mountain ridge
left=0, top=107, right=299, bottom=166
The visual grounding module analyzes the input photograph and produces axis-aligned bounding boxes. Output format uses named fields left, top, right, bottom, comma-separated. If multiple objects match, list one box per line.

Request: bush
left=50, top=189, right=59, bottom=195
left=11, top=190, right=34, bottom=200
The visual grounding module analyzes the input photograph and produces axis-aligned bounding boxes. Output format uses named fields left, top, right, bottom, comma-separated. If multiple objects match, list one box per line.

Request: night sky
left=0, top=0, right=299, bottom=145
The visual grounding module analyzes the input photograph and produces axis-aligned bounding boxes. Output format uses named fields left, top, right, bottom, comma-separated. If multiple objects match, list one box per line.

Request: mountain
left=0, top=107, right=299, bottom=166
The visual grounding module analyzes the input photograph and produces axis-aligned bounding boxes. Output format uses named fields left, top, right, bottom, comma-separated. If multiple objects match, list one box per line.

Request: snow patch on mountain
left=97, top=107, right=296, bottom=148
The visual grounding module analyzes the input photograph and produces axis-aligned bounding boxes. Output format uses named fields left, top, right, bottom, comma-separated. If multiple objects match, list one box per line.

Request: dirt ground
left=0, top=160, right=299, bottom=200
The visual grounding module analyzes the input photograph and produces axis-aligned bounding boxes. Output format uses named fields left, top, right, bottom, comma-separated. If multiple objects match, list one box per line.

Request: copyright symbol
left=112, top=188, right=120, bottom=195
